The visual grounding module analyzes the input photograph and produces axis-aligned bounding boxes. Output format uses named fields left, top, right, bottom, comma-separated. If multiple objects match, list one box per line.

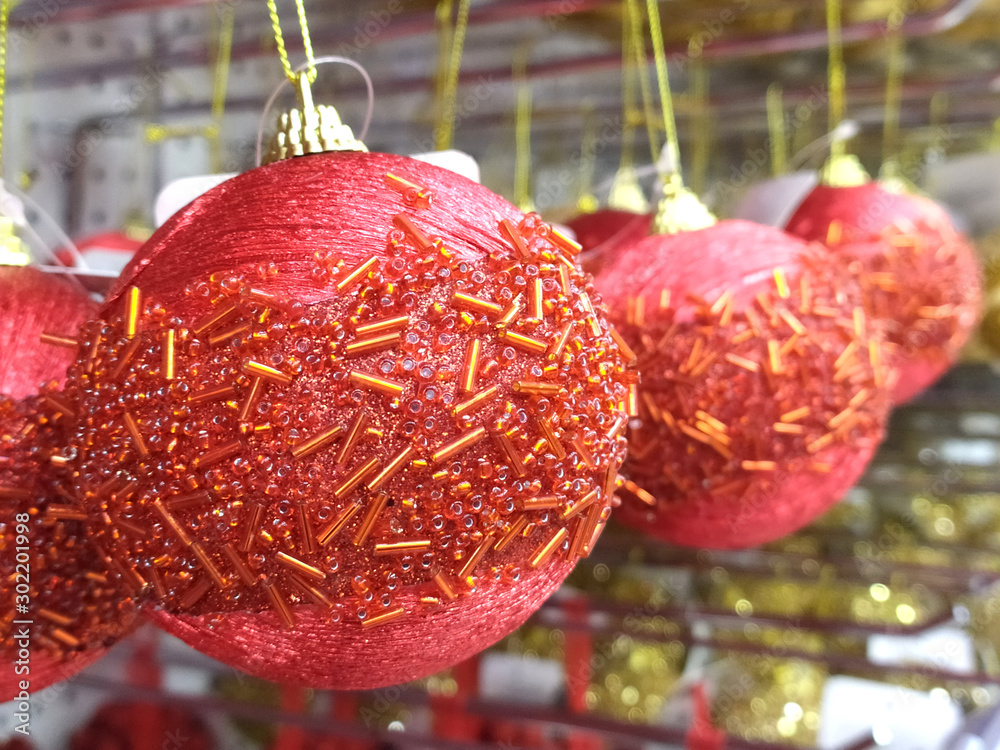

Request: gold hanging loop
left=608, top=0, right=652, bottom=212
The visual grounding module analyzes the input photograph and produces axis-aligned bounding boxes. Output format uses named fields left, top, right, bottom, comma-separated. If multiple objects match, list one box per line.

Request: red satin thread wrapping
left=148, top=563, right=570, bottom=689
left=598, top=220, right=806, bottom=312
left=0, top=266, right=96, bottom=399
left=785, top=183, right=981, bottom=403
left=596, top=220, right=891, bottom=549
left=109, top=152, right=525, bottom=308
left=60, top=151, right=631, bottom=688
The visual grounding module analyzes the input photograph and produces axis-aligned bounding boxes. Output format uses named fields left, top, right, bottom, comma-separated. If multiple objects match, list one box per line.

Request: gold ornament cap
left=652, top=172, right=716, bottom=235
left=263, top=71, right=367, bottom=165
left=820, top=152, right=869, bottom=188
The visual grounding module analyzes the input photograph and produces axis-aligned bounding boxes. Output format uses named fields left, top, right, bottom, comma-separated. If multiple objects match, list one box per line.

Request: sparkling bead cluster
left=1, top=395, right=137, bottom=662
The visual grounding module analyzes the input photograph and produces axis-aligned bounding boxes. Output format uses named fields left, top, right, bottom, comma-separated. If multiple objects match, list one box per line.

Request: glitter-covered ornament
left=0, top=265, right=97, bottom=399
left=1, top=395, right=137, bottom=700
left=51, top=147, right=632, bottom=688
left=784, top=182, right=981, bottom=403
left=596, top=213, right=891, bottom=549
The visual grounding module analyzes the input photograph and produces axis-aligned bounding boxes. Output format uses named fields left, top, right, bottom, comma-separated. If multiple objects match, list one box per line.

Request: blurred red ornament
left=785, top=182, right=981, bottom=403
left=596, top=219, right=891, bottom=549
left=53, top=151, right=632, bottom=688
left=0, top=265, right=96, bottom=399
left=566, top=209, right=653, bottom=276
left=68, top=701, right=214, bottom=750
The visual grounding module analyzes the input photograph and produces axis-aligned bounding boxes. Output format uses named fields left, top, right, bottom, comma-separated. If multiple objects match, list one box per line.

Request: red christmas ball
left=567, top=209, right=653, bottom=277
left=595, top=220, right=891, bottom=549
left=785, top=182, right=981, bottom=403
left=1, top=395, right=138, bottom=701
left=0, top=265, right=96, bottom=399
left=58, top=151, right=632, bottom=688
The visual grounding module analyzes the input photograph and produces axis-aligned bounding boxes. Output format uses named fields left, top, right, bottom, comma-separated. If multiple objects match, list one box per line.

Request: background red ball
left=596, top=220, right=891, bottom=549
left=567, top=209, right=653, bottom=277
left=0, top=265, right=96, bottom=399
left=785, top=182, right=981, bottom=403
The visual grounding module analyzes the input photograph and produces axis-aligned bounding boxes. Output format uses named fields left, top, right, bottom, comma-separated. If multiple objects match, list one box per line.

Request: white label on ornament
left=408, top=150, right=481, bottom=184
left=731, top=171, right=819, bottom=228
left=818, top=676, right=962, bottom=750
left=479, top=653, right=563, bottom=705
left=867, top=625, right=975, bottom=673
left=154, top=173, right=238, bottom=228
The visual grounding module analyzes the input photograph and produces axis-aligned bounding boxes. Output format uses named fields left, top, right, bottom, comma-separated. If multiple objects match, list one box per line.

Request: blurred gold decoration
left=713, top=628, right=826, bottom=746
left=975, top=231, right=1000, bottom=358
left=0, top=216, right=29, bottom=266
left=499, top=623, right=566, bottom=662
left=213, top=674, right=295, bottom=747
left=586, top=633, right=685, bottom=723
left=432, top=0, right=471, bottom=151
left=145, top=2, right=234, bottom=172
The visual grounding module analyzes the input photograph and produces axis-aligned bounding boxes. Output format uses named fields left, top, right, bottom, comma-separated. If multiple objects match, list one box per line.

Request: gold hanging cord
left=687, top=37, right=710, bottom=197
left=820, top=0, right=867, bottom=186
left=513, top=46, right=534, bottom=213
left=766, top=83, right=787, bottom=177
left=267, top=0, right=317, bottom=84
left=433, top=0, right=471, bottom=151
left=644, top=0, right=715, bottom=234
